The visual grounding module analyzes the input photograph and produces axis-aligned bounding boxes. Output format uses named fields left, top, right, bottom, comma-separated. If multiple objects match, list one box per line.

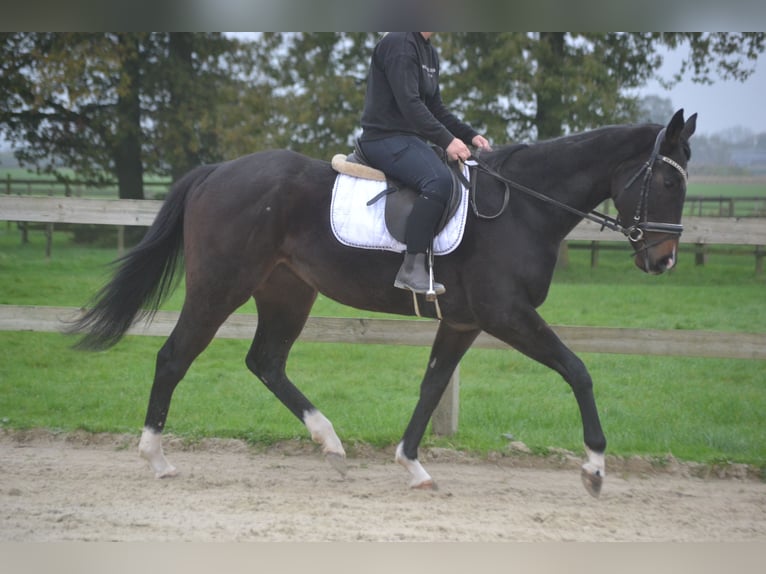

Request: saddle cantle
left=331, top=142, right=467, bottom=245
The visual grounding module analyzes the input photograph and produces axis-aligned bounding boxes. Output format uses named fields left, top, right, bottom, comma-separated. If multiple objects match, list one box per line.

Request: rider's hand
left=446, top=138, right=472, bottom=162
left=472, top=134, right=492, bottom=152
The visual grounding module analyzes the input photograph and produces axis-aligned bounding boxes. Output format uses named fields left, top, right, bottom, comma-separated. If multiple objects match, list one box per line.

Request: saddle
left=331, top=141, right=467, bottom=245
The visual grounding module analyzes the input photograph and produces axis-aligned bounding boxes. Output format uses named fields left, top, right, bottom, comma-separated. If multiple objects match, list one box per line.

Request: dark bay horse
left=69, top=110, right=696, bottom=496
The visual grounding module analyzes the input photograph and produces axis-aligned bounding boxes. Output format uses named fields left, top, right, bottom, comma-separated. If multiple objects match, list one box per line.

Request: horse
left=68, top=109, right=697, bottom=496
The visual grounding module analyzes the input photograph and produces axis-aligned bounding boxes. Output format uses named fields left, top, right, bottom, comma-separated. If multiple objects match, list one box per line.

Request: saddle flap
left=383, top=186, right=418, bottom=243
left=383, top=163, right=467, bottom=244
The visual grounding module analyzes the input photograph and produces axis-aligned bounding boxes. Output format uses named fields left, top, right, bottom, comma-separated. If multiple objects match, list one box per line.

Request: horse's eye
left=664, top=177, right=675, bottom=188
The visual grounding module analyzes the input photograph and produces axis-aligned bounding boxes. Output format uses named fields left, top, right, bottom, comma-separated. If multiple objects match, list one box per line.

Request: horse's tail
left=66, top=164, right=218, bottom=350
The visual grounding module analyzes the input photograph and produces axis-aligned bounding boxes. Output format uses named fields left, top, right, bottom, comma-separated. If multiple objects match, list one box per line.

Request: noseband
left=620, top=127, right=688, bottom=243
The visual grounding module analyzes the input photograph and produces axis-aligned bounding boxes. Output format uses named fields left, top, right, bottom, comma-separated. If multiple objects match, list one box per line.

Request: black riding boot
left=394, top=196, right=446, bottom=295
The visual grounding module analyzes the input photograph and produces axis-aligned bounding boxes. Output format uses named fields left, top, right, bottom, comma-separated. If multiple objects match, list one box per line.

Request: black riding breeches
left=358, top=135, right=452, bottom=207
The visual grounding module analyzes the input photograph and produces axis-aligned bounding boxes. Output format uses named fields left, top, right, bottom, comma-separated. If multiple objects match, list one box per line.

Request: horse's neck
left=497, top=127, right=653, bottom=241
left=541, top=127, right=652, bottom=212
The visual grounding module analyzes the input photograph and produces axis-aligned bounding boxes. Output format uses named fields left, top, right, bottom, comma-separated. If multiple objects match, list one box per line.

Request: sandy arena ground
left=1, top=430, right=764, bottom=542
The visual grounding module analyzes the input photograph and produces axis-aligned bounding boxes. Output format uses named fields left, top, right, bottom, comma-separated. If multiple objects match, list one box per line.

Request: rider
left=358, top=32, right=492, bottom=295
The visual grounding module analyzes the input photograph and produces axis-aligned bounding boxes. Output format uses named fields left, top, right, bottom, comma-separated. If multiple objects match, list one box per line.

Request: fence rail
left=1, top=305, right=764, bottom=360
left=684, top=196, right=766, bottom=217
left=3, top=175, right=170, bottom=198
left=5, top=174, right=766, bottom=217
left=2, top=195, right=766, bottom=245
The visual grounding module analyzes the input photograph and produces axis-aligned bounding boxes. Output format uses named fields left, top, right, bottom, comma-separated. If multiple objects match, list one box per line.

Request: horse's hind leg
left=139, top=292, right=251, bottom=477
left=246, top=265, right=347, bottom=475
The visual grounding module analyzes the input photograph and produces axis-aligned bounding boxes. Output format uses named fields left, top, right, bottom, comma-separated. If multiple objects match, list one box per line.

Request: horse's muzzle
left=633, top=238, right=678, bottom=275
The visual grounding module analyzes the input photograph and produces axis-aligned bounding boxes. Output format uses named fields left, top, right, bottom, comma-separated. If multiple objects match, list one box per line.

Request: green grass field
left=0, top=226, right=764, bottom=469
left=687, top=181, right=766, bottom=197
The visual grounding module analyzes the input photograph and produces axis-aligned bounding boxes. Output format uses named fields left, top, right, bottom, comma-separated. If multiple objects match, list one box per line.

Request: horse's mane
left=479, top=121, right=691, bottom=171
left=477, top=143, right=529, bottom=171
left=478, top=127, right=615, bottom=171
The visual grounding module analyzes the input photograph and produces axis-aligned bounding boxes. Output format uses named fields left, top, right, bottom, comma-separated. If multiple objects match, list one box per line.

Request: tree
left=246, top=33, right=376, bottom=158
left=635, top=95, right=676, bottom=125
left=0, top=33, right=244, bottom=198
left=436, top=32, right=765, bottom=141
left=2, top=32, right=764, bottom=197
left=1, top=33, right=147, bottom=198
left=144, top=33, right=246, bottom=181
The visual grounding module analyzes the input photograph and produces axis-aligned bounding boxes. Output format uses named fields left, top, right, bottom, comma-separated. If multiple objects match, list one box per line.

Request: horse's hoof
left=326, top=452, right=348, bottom=477
left=154, top=465, right=178, bottom=479
left=411, top=479, right=438, bottom=491
left=581, top=467, right=603, bottom=498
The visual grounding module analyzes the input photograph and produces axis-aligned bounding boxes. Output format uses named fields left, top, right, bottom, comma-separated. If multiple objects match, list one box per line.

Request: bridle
left=466, top=127, right=689, bottom=246
left=619, top=127, right=688, bottom=244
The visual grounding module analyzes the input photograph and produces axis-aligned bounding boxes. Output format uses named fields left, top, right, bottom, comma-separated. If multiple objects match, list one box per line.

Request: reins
left=466, top=126, right=689, bottom=243
left=465, top=155, right=629, bottom=236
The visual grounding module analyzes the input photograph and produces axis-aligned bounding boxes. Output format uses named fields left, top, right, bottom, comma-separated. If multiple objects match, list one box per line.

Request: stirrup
left=424, top=248, right=436, bottom=301
left=425, top=246, right=441, bottom=301
left=413, top=247, right=443, bottom=319
left=409, top=289, right=442, bottom=320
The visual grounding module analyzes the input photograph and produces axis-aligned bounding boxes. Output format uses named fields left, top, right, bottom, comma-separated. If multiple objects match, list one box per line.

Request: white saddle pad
left=330, top=168, right=470, bottom=255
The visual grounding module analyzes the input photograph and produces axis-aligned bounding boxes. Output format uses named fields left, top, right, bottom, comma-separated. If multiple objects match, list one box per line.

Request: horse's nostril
left=657, top=254, right=675, bottom=272
left=666, top=256, right=675, bottom=270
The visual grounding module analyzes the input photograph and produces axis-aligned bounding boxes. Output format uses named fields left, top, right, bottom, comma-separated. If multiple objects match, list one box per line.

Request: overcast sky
left=638, top=47, right=766, bottom=135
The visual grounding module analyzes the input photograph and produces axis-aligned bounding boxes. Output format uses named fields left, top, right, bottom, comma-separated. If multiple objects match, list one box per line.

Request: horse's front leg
left=397, top=322, right=480, bottom=488
left=484, top=306, right=607, bottom=497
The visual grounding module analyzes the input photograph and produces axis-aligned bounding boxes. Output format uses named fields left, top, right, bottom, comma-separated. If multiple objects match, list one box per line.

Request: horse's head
left=613, top=109, right=697, bottom=275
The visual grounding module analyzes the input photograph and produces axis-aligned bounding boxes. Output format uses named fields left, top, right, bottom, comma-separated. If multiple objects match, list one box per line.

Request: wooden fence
left=5, top=174, right=765, bottom=217
left=3, top=195, right=766, bottom=269
left=3, top=195, right=766, bottom=242
left=3, top=175, right=171, bottom=198
left=1, top=196, right=765, bottom=435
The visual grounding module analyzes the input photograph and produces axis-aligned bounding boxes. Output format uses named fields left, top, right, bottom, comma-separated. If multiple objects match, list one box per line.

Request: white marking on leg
left=582, top=444, right=606, bottom=479
left=303, top=410, right=345, bottom=457
left=138, top=427, right=177, bottom=478
left=395, top=442, right=434, bottom=488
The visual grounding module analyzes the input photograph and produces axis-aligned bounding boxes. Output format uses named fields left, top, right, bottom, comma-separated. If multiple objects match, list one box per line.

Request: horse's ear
left=665, top=109, right=686, bottom=144
left=681, top=113, right=697, bottom=140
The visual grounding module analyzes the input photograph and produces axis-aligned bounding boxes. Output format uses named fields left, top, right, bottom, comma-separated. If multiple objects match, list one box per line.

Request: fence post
left=432, top=364, right=459, bottom=436
left=45, top=187, right=53, bottom=258
left=756, top=245, right=764, bottom=277
left=4, top=174, right=9, bottom=232
left=556, top=241, right=570, bottom=270
left=695, top=242, right=707, bottom=266
left=590, top=240, right=599, bottom=268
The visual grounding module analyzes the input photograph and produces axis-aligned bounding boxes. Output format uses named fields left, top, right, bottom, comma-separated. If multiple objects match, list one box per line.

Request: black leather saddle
left=346, top=140, right=467, bottom=245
